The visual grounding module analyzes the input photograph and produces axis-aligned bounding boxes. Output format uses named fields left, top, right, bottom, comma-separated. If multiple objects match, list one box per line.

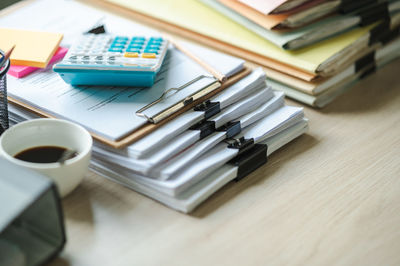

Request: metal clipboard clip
left=136, top=75, right=221, bottom=124
left=136, top=35, right=228, bottom=124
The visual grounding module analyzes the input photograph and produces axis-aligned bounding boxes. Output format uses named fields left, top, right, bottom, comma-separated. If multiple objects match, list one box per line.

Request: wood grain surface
left=46, top=58, right=400, bottom=266
left=2, top=1, right=397, bottom=265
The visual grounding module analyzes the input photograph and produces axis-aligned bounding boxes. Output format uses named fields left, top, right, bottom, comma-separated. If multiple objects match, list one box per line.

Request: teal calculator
left=53, top=34, right=169, bottom=87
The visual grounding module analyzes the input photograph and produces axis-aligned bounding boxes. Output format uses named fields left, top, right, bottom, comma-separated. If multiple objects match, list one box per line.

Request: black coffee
left=14, top=146, right=77, bottom=163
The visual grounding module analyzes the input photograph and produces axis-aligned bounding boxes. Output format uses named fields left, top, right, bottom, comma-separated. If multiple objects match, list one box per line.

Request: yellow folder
left=99, top=0, right=373, bottom=79
left=0, top=28, right=63, bottom=68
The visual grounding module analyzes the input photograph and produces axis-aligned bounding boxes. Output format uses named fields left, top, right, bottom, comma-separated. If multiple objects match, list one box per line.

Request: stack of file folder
left=96, top=0, right=400, bottom=107
left=2, top=0, right=308, bottom=213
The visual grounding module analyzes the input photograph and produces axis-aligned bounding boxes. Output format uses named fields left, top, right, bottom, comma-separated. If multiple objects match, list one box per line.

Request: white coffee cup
left=0, top=118, right=92, bottom=197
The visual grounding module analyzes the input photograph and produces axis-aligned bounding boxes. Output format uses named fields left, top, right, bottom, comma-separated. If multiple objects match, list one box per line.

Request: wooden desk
left=47, top=58, right=400, bottom=266
left=1, top=1, right=398, bottom=265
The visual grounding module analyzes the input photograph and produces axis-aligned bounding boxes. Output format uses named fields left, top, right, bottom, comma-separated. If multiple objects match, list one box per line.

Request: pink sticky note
left=8, top=47, right=68, bottom=78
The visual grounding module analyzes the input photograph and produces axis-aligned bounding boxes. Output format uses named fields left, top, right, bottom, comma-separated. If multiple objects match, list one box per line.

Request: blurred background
left=1, top=0, right=20, bottom=9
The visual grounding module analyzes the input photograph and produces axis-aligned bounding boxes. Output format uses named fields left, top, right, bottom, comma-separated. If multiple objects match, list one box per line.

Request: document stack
left=2, top=0, right=308, bottom=213
left=98, top=0, right=400, bottom=107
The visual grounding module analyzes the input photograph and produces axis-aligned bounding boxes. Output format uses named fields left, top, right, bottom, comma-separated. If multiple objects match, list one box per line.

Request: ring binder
left=226, top=137, right=268, bottom=181
left=136, top=75, right=221, bottom=124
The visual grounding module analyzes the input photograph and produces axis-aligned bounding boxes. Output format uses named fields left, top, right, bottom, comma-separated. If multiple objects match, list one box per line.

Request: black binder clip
left=194, top=100, right=221, bottom=120
left=226, top=137, right=268, bottom=181
left=355, top=52, right=376, bottom=79
left=189, top=120, right=216, bottom=139
left=0, top=49, right=10, bottom=136
left=339, top=0, right=377, bottom=14
left=358, top=2, right=389, bottom=27
left=369, top=20, right=391, bottom=45
left=380, top=27, right=400, bottom=45
left=217, top=121, right=241, bottom=138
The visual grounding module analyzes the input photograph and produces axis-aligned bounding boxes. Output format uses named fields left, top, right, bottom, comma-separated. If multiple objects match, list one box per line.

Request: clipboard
left=8, top=67, right=251, bottom=148
left=0, top=0, right=253, bottom=149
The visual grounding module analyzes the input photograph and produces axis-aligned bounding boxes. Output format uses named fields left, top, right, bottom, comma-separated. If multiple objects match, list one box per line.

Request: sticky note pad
left=0, top=28, right=63, bottom=68
left=8, top=47, right=68, bottom=78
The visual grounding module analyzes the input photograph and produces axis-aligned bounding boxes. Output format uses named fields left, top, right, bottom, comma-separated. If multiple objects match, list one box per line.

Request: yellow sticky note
left=0, top=28, right=63, bottom=68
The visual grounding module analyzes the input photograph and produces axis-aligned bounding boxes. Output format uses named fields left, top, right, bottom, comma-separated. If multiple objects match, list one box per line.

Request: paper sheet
left=101, top=105, right=304, bottom=197
left=1, top=0, right=245, bottom=141
left=90, top=119, right=308, bottom=212
left=203, top=0, right=357, bottom=50
left=104, top=0, right=374, bottom=73
left=149, top=86, right=274, bottom=179
left=238, top=0, right=289, bottom=15
left=126, top=68, right=267, bottom=158
left=92, top=89, right=284, bottom=176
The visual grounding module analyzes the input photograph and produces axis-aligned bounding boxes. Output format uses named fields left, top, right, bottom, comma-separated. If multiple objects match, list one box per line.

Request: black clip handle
left=226, top=137, right=268, bottom=180
left=226, top=137, right=255, bottom=155
left=355, top=51, right=376, bottom=79
left=0, top=49, right=10, bottom=136
left=358, top=2, right=389, bottom=26
left=216, top=121, right=241, bottom=138
left=189, top=120, right=216, bottom=139
left=340, top=0, right=377, bottom=14
left=194, top=100, right=220, bottom=119
left=369, top=20, right=391, bottom=45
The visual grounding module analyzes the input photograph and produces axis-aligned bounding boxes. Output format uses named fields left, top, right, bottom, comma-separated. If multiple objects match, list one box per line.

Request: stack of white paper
left=4, top=0, right=309, bottom=213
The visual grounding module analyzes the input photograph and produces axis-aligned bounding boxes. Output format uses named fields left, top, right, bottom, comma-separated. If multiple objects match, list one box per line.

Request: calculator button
left=145, top=44, right=160, bottom=49
left=110, top=43, right=126, bottom=49
left=128, top=44, right=143, bottom=49
left=130, top=40, right=145, bottom=45
left=124, top=52, right=139, bottom=58
left=132, top=36, right=146, bottom=41
left=142, top=53, right=157, bottom=58
left=148, top=40, right=163, bottom=46
left=143, top=49, right=159, bottom=54
left=108, top=48, right=123, bottom=53
left=126, top=48, right=141, bottom=53
left=114, top=36, right=129, bottom=41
